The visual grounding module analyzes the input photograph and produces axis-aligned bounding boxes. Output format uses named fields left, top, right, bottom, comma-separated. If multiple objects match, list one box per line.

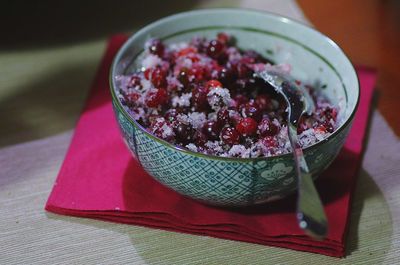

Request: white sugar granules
left=188, top=112, right=207, bottom=129
left=207, top=87, right=231, bottom=111
left=141, top=54, right=162, bottom=69
left=172, top=93, right=192, bottom=107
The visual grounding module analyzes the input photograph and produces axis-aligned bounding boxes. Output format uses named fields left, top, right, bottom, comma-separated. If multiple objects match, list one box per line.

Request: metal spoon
left=256, top=69, right=328, bottom=239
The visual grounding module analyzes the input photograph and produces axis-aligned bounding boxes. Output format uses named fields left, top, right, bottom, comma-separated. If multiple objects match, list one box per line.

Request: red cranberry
left=190, top=65, right=206, bottom=83
left=241, top=65, right=253, bottom=79
left=194, top=130, right=208, bottom=147
left=233, top=94, right=248, bottom=108
left=202, top=120, right=221, bottom=140
left=217, top=52, right=229, bottom=65
left=235, top=62, right=252, bottom=79
left=236, top=117, right=258, bottom=136
left=128, top=75, right=142, bottom=88
left=220, top=127, right=240, bottom=145
left=258, top=117, right=279, bottom=136
left=150, top=66, right=167, bottom=88
left=163, top=51, right=175, bottom=65
left=261, top=136, right=278, bottom=148
left=217, top=67, right=234, bottom=85
left=146, top=88, right=168, bottom=108
left=206, top=39, right=224, bottom=59
left=241, top=100, right=262, bottom=121
left=191, top=86, right=209, bottom=111
left=144, top=68, right=151, bottom=80
left=255, top=94, right=272, bottom=111
left=149, top=118, right=174, bottom=141
left=216, top=108, right=230, bottom=127
left=148, top=39, right=165, bottom=57
left=173, top=122, right=194, bottom=144
left=217, top=32, right=230, bottom=44
left=205, top=79, right=222, bottom=90
left=178, top=67, right=190, bottom=87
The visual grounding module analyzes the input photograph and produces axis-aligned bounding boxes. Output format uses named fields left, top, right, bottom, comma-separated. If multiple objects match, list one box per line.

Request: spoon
left=256, top=69, right=328, bottom=239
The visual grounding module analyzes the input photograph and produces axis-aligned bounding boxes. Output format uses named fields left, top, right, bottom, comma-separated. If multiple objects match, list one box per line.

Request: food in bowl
left=110, top=9, right=359, bottom=206
left=115, top=33, right=339, bottom=158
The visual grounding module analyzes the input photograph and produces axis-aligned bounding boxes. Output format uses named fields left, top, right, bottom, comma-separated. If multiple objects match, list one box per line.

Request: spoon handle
left=287, top=123, right=328, bottom=239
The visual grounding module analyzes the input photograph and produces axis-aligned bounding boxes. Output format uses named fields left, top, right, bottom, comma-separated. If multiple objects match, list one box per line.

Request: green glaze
left=110, top=9, right=359, bottom=206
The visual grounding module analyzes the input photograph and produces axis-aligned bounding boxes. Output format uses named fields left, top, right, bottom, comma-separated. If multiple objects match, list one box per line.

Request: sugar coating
left=207, top=87, right=231, bottom=111
left=188, top=112, right=207, bottom=129
left=142, top=54, right=162, bottom=69
left=185, top=143, right=198, bottom=152
left=172, top=93, right=192, bottom=107
left=116, top=34, right=339, bottom=158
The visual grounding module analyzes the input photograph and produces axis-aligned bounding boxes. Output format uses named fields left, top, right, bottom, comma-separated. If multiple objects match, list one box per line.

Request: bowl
left=110, top=8, right=359, bottom=206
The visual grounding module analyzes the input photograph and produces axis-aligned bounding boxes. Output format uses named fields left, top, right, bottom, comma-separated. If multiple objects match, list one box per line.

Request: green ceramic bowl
left=110, top=9, right=359, bottom=206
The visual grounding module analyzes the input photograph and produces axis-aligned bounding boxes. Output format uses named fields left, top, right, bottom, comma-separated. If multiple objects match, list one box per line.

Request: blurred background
left=0, top=0, right=399, bottom=148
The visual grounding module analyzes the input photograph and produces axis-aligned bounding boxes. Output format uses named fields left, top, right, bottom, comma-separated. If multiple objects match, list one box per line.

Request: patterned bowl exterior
left=113, top=102, right=350, bottom=206
left=110, top=9, right=359, bottom=206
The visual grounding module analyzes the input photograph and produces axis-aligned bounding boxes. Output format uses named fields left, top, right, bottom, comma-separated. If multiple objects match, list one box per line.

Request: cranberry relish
left=116, top=33, right=339, bottom=158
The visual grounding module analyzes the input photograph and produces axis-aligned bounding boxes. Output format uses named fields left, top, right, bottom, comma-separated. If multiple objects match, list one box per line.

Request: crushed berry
left=116, top=33, right=339, bottom=158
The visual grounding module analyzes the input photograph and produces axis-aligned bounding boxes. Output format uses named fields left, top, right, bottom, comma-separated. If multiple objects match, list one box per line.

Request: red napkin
left=45, top=35, right=376, bottom=257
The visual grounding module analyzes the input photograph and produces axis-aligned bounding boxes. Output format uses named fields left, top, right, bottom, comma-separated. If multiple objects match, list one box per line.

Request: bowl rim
left=109, top=7, right=360, bottom=162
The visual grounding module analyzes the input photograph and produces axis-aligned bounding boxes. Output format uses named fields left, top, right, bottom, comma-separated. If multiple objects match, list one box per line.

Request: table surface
left=1, top=1, right=399, bottom=264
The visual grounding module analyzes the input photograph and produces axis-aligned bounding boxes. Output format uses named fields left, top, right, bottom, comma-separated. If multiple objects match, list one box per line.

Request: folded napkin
left=45, top=35, right=376, bottom=257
